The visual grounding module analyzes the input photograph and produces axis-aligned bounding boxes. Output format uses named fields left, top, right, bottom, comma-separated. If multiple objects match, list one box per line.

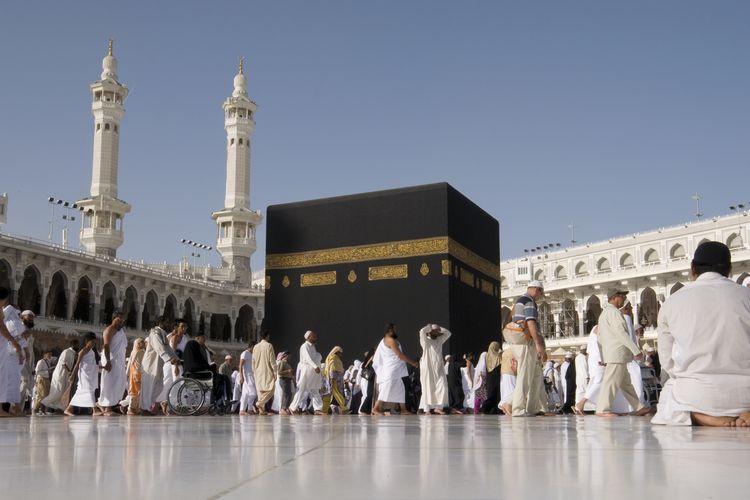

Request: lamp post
left=691, top=193, right=703, bottom=219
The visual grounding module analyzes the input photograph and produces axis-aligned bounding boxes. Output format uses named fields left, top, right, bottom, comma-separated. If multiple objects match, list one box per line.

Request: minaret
left=211, top=58, right=262, bottom=279
left=77, top=39, right=131, bottom=258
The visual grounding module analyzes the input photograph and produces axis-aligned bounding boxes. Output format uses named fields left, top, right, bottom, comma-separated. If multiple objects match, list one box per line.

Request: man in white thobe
left=560, top=354, right=572, bottom=405
left=42, top=339, right=79, bottom=411
left=653, top=242, right=750, bottom=427
left=418, top=324, right=451, bottom=414
left=97, top=310, right=128, bottom=416
left=140, top=316, right=179, bottom=414
left=595, top=288, right=649, bottom=417
left=574, top=345, right=589, bottom=405
left=289, top=331, right=324, bottom=414
left=1, top=293, right=27, bottom=417
left=372, top=325, right=418, bottom=415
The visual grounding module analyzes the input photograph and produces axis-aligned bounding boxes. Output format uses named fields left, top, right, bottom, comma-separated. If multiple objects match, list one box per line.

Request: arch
left=210, top=313, right=231, bottom=341
left=198, top=313, right=206, bottom=335
left=585, top=295, right=602, bottom=334
left=698, top=238, right=711, bottom=247
left=534, top=269, right=546, bottom=281
left=560, top=299, right=578, bottom=337
left=619, top=253, right=634, bottom=268
left=537, top=302, right=555, bottom=339
left=121, top=286, right=138, bottom=328
left=670, top=282, right=684, bottom=295
left=638, top=287, right=660, bottom=329
left=0, top=259, right=12, bottom=301
left=141, top=290, right=159, bottom=330
left=235, top=304, right=255, bottom=343
left=643, top=248, right=660, bottom=264
left=100, top=281, right=117, bottom=325
left=727, top=233, right=743, bottom=250
left=18, top=265, right=42, bottom=314
left=736, top=272, right=749, bottom=285
left=669, top=243, right=686, bottom=260
left=554, top=265, right=567, bottom=280
left=574, top=261, right=588, bottom=276
left=73, top=275, right=93, bottom=322
left=45, top=270, right=69, bottom=319
left=183, top=297, right=195, bottom=334
left=500, top=306, right=512, bottom=329
left=163, top=294, right=177, bottom=323
left=596, top=257, right=611, bottom=273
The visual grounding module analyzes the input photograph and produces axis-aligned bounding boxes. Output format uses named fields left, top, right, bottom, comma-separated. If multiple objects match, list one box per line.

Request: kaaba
left=263, top=182, right=500, bottom=363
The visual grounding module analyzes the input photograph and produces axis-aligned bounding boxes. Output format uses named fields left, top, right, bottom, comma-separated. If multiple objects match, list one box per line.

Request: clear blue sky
left=1, top=1, right=748, bottom=270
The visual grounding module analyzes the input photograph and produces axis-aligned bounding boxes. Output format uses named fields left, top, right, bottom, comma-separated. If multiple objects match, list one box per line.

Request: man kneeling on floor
left=652, top=241, right=750, bottom=427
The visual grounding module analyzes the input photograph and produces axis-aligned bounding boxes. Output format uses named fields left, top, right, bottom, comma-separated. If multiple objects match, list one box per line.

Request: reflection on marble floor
left=2, top=416, right=749, bottom=499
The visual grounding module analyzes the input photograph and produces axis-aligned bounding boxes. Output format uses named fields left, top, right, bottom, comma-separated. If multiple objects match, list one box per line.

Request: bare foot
left=449, top=408, right=464, bottom=415
left=500, top=404, right=512, bottom=416
left=0, top=409, right=10, bottom=418
left=400, top=411, right=414, bottom=416
left=372, top=409, right=384, bottom=416
left=434, top=409, right=445, bottom=415
left=631, top=407, right=653, bottom=417
left=736, top=412, right=750, bottom=427
left=239, top=411, right=250, bottom=416
left=313, top=410, right=325, bottom=415
left=595, top=412, right=619, bottom=417
left=691, top=412, right=740, bottom=427
left=64, top=408, right=76, bottom=416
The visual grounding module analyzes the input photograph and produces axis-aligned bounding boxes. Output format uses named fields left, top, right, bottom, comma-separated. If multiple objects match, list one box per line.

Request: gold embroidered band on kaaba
left=266, top=237, right=499, bottom=278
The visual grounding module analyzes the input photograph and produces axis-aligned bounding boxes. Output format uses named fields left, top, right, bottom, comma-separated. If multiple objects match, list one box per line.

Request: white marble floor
left=2, top=415, right=749, bottom=499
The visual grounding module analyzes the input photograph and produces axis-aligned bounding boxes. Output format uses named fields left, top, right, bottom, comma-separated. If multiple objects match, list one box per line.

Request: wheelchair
left=641, top=366, right=662, bottom=407
left=167, top=370, right=234, bottom=416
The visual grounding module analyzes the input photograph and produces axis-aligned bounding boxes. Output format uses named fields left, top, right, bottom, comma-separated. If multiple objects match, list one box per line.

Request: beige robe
left=252, top=339, right=277, bottom=393
left=139, top=327, right=176, bottom=411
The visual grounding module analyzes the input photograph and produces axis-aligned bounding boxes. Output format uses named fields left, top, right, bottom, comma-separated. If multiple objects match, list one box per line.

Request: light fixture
left=594, top=285, right=601, bottom=290
left=621, top=280, right=628, bottom=285
left=649, top=276, right=657, bottom=281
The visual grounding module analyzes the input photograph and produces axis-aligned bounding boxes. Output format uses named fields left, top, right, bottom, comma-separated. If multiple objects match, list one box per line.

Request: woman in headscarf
left=472, top=352, right=488, bottom=414
left=123, top=337, right=146, bottom=415
left=322, top=346, right=349, bottom=414
left=480, top=341, right=502, bottom=414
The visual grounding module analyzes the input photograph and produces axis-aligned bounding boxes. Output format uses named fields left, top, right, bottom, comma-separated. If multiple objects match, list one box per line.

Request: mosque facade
left=500, top=213, right=750, bottom=350
left=0, top=42, right=263, bottom=350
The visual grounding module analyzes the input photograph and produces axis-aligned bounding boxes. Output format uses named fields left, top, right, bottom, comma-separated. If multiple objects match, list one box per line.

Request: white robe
left=42, top=347, right=77, bottom=410
left=69, top=350, right=98, bottom=407
left=418, top=326, right=451, bottom=410
left=560, top=361, right=571, bottom=403
left=239, top=349, right=257, bottom=412
left=653, top=272, right=750, bottom=425
left=98, top=328, right=128, bottom=407
left=460, top=365, right=474, bottom=409
left=157, top=333, right=187, bottom=403
left=574, top=353, right=589, bottom=404
left=289, top=341, right=323, bottom=411
left=624, top=314, right=646, bottom=407
left=372, top=338, right=408, bottom=404
left=140, top=327, right=177, bottom=412
left=1, top=305, right=25, bottom=404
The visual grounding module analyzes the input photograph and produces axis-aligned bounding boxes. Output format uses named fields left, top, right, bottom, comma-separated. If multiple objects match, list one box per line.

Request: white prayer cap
left=225, top=354, right=232, bottom=360
left=304, top=330, right=313, bottom=340
left=564, top=352, right=573, bottom=359
left=644, top=344, right=655, bottom=352
left=528, top=280, right=544, bottom=290
left=431, top=324, right=440, bottom=330
left=444, top=355, right=451, bottom=361
left=742, top=276, right=750, bottom=287
left=21, top=310, right=35, bottom=317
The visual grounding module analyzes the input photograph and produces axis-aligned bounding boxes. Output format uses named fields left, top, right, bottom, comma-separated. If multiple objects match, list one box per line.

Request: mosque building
left=500, top=212, right=750, bottom=350
left=0, top=42, right=263, bottom=351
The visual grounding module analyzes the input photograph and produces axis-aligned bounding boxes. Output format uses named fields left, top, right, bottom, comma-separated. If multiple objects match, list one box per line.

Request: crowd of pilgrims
left=0, top=301, right=657, bottom=418
left=1, top=242, right=749, bottom=424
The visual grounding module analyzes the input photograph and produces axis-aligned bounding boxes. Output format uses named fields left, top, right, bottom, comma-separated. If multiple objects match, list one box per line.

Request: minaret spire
left=211, top=62, right=262, bottom=280
left=76, top=40, right=131, bottom=258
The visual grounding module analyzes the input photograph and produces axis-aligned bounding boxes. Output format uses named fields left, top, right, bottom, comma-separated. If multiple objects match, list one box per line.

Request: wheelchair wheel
left=168, top=378, right=205, bottom=416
